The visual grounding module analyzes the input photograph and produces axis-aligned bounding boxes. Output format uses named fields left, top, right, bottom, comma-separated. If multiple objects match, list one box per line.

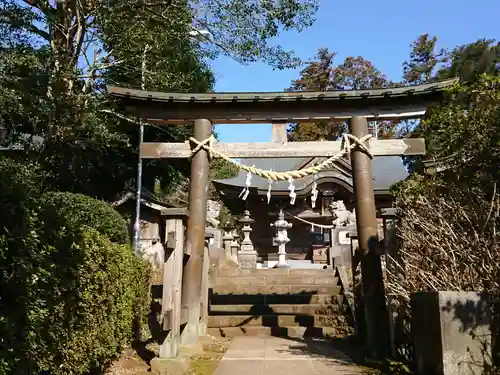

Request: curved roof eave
left=107, top=78, right=458, bottom=104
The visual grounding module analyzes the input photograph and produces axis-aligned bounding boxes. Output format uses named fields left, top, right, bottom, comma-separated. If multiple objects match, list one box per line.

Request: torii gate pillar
left=349, top=116, right=390, bottom=358
left=180, top=118, right=212, bottom=345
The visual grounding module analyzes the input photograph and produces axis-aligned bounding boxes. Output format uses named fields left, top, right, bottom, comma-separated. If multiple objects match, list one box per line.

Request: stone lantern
left=270, top=209, right=292, bottom=268
left=220, top=221, right=234, bottom=261
left=237, top=210, right=257, bottom=268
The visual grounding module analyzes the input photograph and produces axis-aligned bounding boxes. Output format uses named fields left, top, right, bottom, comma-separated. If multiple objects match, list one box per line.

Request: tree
left=421, top=75, right=500, bottom=198
left=402, top=34, right=500, bottom=85
left=400, top=35, right=500, bottom=172
left=288, top=47, right=392, bottom=141
left=402, top=33, right=447, bottom=85
left=438, top=39, right=500, bottom=82
left=1, top=0, right=318, bottom=200
left=188, top=0, right=319, bottom=69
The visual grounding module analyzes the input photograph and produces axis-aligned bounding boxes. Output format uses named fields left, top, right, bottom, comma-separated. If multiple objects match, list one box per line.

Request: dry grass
left=387, top=193, right=500, bottom=299
left=383, top=192, right=500, bottom=369
left=188, top=338, right=231, bottom=375
left=104, top=345, right=154, bottom=375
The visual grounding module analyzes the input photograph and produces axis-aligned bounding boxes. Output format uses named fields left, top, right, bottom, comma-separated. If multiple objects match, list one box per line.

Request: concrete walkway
left=213, top=336, right=366, bottom=375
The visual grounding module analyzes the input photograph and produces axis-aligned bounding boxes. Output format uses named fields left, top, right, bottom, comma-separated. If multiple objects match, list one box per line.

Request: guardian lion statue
left=329, top=200, right=356, bottom=228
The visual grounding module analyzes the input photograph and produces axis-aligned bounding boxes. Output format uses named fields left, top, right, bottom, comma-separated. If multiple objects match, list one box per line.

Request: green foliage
left=211, top=158, right=239, bottom=180
left=1, top=0, right=320, bottom=200
left=403, top=34, right=500, bottom=85
left=0, top=0, right=213, bottom=201
left=0, top=228, right=149, bottom=375
left=439, top=39, right=500, bottom=82
left=0, top=163, right=150, bottom=375
left=403, top=33, right=447, bottom=85
left=217, top=204, right=237, bottom=229
left=38, top=191, right=129, bottom=244
left=188, top=0, right=319, bottom=69
left=421, top=75, right=500, bottom=198
left=289, top=35, right=500, bottom=144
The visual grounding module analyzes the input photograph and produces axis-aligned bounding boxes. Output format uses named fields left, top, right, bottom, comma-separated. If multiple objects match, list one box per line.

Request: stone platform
left=213, top=336, right=365, bottom=375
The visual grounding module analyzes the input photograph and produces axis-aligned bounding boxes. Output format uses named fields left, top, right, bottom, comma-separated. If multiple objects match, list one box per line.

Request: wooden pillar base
left=180, top=305, right=202, bottom=346
left=159, top=334, right=181, bottom=358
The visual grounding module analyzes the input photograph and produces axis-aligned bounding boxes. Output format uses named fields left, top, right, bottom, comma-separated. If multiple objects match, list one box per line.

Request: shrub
left=0, top=183, right=150, bottom=374
left=0, top=158, right=45, bottom=237
left=387, top=182, right=500, bottom=368
left=38, top=191, right=129, bottom=244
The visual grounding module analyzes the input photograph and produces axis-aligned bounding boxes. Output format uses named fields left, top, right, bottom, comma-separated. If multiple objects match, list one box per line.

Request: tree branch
left=21, top=0, right=55, bottom=15
left=71, top=0, right=87, bottom=67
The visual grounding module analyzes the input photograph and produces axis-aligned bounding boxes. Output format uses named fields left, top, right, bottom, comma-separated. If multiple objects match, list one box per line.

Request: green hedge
left=0, top=163, right=151, bottom=375
left=38, top=191, right=129, bottom=244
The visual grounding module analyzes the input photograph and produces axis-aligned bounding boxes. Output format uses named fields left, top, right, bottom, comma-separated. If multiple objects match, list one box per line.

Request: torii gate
left=108, top=78, right=457, bottom=359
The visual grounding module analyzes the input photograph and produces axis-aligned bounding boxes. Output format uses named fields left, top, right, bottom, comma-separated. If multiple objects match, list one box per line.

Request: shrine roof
left=213, top=156, right=408, bottom=195
left=108, top=79, right=456, bottom=104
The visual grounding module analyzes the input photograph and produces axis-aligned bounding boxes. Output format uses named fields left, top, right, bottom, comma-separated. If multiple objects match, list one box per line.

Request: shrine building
left=213, top=150, right=407, bottom=265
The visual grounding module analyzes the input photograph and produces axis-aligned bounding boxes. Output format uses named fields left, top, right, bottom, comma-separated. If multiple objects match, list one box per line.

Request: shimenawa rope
left=189, top=133, right=373, bottom=182
left=283, top=211, right=335, bottom=230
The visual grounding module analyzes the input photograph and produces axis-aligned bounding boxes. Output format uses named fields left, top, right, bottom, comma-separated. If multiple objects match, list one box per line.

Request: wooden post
left=199, top=232, right=213, bottom=336
left=272, top=123, right=287, bottom=143
left=180, top=118, right=212, bottom=345
left=159, top=216, right=185, bottom=358
left=382, top=208, right=405, bottom=359
left=348, top=116, right=390, bottom=358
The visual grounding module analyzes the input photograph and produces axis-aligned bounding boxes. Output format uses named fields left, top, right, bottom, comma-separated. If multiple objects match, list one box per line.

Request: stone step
left=212, top=284, right=341, bottom=296
left=214, top=275, right=338, bottom=287
left=216, top=268, right=336, bottom=277
left=211, top=292, right=342, bottom=305
left=208, top=314, right=337, bottom=328
left=207, top=326, right=337, bottom=338
left=209, top=303, right=343, bottom=315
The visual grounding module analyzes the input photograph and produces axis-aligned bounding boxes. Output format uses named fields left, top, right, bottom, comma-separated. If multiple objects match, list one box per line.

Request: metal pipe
left=180, top=118, right=212, bottom=345
left=349, top=116, right=390, bottom=358
left=133, top=123, right=144, bottom=254
left=132, top=44, right=150, bottom=254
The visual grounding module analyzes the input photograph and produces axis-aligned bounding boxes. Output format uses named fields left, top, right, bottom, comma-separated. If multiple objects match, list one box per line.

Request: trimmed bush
left=38, top=191, right=129, bottom=244
left=0, top=170, right=150, bottom=374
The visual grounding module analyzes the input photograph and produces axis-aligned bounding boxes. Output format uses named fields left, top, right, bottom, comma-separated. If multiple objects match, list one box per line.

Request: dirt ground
left=103, top=338, right=231, bottom=375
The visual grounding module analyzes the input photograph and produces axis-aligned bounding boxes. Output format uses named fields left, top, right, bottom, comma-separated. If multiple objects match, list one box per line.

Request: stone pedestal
left=270, top=210, right=292, bottom=268
left=221, top=223, right=234, bottom=261
left=311, top=244, right=328, bottom=264
left=230, top=232, right=239, bottom=264
left=237, top=210, right=257, bottom=268
left=329, top=224, right=357, bottom=268
left=411, top=291, right=492, bottom=375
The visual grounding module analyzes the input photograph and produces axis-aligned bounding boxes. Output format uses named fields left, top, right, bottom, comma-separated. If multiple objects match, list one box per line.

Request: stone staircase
left=207, top=267, right=350, bottom=338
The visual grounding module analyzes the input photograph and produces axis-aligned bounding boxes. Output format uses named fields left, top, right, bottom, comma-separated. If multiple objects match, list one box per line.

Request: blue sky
left=212, top=0, right=500, bottom=143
